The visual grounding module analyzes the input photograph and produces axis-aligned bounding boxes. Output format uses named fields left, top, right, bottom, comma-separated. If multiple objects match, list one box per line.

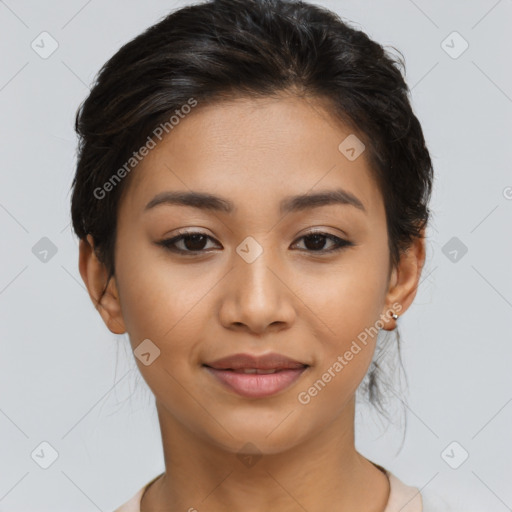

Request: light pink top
left=113, top=466, right=426, bottom=512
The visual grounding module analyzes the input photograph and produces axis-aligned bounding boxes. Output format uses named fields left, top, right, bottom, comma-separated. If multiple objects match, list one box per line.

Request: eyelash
left=156, top=230, right=354, bottom=256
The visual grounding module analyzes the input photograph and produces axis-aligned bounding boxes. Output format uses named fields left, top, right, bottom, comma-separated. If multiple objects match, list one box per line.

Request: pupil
left=185, top=234, right=207, bottom=250
left=305, top=234, right=325, bottom=251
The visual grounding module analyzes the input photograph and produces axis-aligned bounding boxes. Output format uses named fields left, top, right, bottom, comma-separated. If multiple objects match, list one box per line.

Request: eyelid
left=155, top=229, right=353, bottom=255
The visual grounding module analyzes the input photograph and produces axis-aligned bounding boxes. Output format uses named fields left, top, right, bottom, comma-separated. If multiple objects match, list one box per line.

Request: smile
left=203, top=366, right=308, bottom=398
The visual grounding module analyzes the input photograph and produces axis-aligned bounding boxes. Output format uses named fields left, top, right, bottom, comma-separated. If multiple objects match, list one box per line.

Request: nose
left=218, top=246, right=296, bottom=335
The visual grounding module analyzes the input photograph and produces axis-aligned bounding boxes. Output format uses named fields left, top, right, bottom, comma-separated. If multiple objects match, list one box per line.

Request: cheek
left=298, top=245, right=389, bottom=393
left=115, top=254, right=207, bottom=399
left=297, top=274, right=385, bottom=413
left=305, top=253, right=388, bottom=339
left=115, top=243, right=211, bottom=342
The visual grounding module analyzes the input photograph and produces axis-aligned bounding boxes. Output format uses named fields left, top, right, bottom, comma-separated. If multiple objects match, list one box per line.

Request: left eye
left=293, top=232, right=353, bottom=252
left=156, top=231, right=353, bottom=255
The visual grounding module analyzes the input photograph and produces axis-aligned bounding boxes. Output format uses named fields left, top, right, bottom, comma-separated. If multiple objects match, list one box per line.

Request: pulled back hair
left=70, top=0, right=433, bottom=428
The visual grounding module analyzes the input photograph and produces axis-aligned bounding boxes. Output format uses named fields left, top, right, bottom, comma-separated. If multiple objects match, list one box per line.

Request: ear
left=78, top=234, right=126, bottom=335
left=380, top=229, right=427, bottom=331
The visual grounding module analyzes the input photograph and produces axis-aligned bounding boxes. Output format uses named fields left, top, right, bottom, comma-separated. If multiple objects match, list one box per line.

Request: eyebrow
left=144, top=188, right=367, bottom=215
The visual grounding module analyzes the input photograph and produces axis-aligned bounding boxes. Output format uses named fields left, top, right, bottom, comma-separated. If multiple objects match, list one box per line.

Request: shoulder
left=112, top=473, right=163, bottom=512
left=376, top=464, right=453, bottom=512
left=112, top=486, right=145, bottom=512
left=421, top=488, right=458, bottom=511
left=382, top=468, right=423, bottom=512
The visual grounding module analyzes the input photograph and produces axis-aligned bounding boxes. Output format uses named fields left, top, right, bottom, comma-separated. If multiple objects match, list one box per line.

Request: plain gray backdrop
left=1, top=0, right=511, bottom=510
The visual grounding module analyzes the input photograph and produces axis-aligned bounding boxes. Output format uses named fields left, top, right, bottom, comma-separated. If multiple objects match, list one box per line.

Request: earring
left=391, top=312, right=398, bottom=320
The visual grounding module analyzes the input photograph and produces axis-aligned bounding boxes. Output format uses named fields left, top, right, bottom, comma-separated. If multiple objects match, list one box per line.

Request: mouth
left=204, top=351, right=309, bottom=371
left=202, top=352, right=309, bottom=398
left=205, top=367, right=300, bottom=374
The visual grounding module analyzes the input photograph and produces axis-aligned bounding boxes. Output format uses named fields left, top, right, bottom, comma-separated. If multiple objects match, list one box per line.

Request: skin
left=79, top=94, right=426, bottom=511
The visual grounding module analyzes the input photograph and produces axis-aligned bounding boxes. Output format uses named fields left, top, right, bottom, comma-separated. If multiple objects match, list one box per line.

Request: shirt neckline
left=119, top=464, right=422, bottom=512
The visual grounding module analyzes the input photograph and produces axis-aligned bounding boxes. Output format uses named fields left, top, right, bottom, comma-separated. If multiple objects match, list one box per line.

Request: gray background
left=1, top=0, right=511, bottom=510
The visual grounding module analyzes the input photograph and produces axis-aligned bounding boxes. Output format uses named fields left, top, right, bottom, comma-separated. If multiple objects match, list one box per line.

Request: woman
left=70, top=0, right=447, bottom=509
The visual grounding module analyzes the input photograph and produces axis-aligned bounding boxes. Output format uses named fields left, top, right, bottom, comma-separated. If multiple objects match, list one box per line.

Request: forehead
left=121, top=95, right=384, bottom=219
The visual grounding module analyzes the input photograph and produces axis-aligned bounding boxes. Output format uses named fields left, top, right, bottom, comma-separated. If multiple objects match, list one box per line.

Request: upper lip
left=204, top=352, right=308, bottom=370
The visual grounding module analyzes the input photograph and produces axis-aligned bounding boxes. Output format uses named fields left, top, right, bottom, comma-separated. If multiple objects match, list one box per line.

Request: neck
left=141, top=396, right=390, bottom=512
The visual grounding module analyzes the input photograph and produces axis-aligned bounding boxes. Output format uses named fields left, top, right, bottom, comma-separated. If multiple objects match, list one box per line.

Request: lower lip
left=204, top=366, right=308, bottom=398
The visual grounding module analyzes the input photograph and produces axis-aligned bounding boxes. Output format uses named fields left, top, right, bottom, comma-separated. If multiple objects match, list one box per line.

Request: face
left=82, top=95, right=421, bottom=456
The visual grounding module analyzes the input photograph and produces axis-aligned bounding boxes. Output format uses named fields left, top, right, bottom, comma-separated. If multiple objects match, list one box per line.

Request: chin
left=203, top=420, right=308, bottom=457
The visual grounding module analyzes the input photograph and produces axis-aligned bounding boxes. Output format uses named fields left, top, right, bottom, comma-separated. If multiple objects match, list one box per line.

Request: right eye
left=156, top=231, right=221, bottom=255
